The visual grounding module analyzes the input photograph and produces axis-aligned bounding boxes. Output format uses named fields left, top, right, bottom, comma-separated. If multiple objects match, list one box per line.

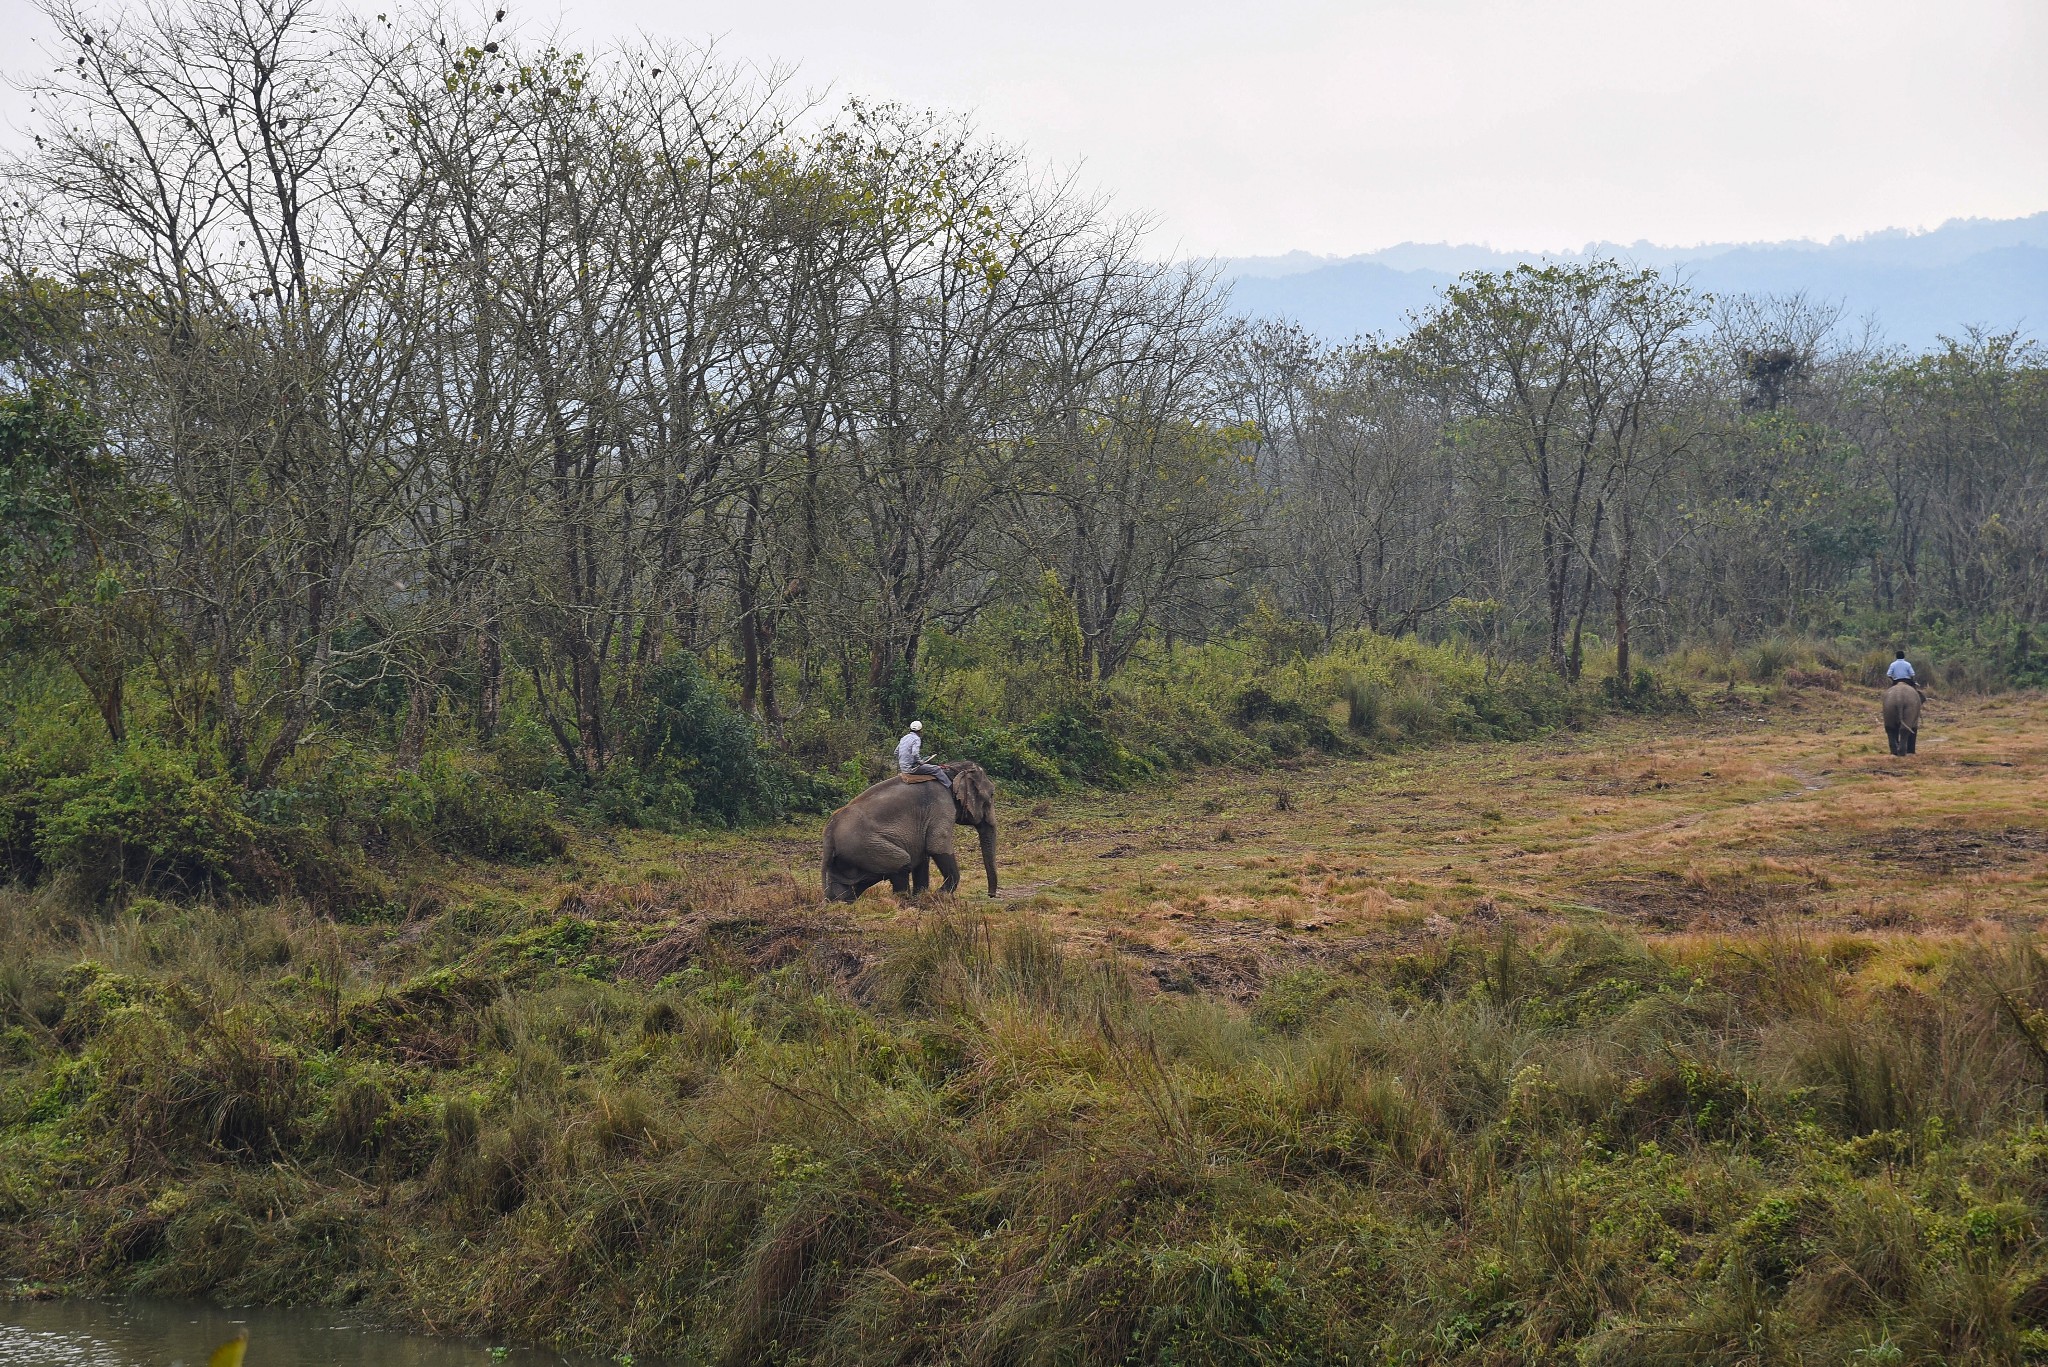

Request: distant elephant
left=1882, top=681, right=1922, bottom=756
left=821, top=761, right=999, bottom=902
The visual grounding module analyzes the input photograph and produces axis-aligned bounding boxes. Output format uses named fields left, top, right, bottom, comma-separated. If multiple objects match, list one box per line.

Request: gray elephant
left=1882, top=680, right=1922, bottom=756
left=821, top=761, right=999, bottom=902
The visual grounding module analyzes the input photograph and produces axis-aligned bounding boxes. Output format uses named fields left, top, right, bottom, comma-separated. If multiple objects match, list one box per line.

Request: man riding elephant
left=895, top=719, right=952, bottom=790
left=1882, top=654, right=1924, bottom=757
left=1887, top=649, right=1923, bottom=697
left=822, top=759, right=997, bottom=902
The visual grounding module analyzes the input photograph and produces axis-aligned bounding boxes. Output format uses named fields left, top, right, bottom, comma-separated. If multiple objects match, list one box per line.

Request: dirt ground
left=568, top=686, right=2048, bottom=1001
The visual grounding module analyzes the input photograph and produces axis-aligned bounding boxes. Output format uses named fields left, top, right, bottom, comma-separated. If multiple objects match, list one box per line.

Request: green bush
left=1599, top=667, right=1697, bottom=715
left=0, top=662, right=105, bottom=883
left=612, top=654, right=784, bottom=828
left=1384, top=677, right=1445, bottom=740
left=255, top=742, right=563, bottom=868
left=1341, top=676, right=1384, bottom=736
left=1229, top=681, right=1347, bottom=753
left=947, top=722, right=1064, bottom=794
left=407, top=753, right=565, bottom=861
left=1026, top=697, right=1152, bottom=787
left=1742, top=638, right=1797, bottom=683
left=34, top=742, right=256, bottom=898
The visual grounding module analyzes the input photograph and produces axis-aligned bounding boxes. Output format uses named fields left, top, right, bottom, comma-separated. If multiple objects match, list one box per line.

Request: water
left=0, top=1299, right=636, bottom=1367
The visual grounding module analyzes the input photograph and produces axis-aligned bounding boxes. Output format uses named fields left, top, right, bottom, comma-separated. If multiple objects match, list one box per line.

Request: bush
left=408, top=753, right=566, bottom=861
left=1026, top=698, right=1152, bottom=787
left=612, top=655, right=784, bottom=828
left=1229, top=681, right=1347, bottom=753
left=34, top=742, right=257, bottom=898
left=256, top=742, right=564, bottom=868
left=1742, top=638, right=1798, bottom=683
left=1600, top=668, right=1697, bottom=715
left=948, top=722, right=1064, bottom=794
left=1341, top=677, right=1384, bottom=736
left=0, top=663, right=105, bottom=883
left=1384, top=678, right=1445, bottom=739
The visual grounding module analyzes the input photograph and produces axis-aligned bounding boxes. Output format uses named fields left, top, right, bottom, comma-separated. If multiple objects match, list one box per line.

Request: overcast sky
left=5, top=0, right=2045, bottom=258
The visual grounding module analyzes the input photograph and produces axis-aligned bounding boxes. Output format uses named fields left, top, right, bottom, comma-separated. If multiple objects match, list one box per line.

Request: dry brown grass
left=558, top=689, right=2048, bottom=1001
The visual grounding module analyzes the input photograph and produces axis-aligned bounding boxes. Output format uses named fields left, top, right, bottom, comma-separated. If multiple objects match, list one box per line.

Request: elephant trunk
left=978, top=820, right=998, bottom=898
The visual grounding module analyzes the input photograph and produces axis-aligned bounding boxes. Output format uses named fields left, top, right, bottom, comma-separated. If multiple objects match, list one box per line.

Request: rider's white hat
left=909, top=720, right=922, bottom=731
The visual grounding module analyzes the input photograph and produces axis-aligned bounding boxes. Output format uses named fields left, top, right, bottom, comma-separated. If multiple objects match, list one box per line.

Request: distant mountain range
left=1221, top=213, right=2048, bottom=350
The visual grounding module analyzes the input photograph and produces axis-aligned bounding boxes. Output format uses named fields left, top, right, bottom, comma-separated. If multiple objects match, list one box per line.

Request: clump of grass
left=1341, top=677, right=1384, bottom=737
left=591, top=1089, right=661, bottom=1153
left=1743, top=637, right=1797, bottom=682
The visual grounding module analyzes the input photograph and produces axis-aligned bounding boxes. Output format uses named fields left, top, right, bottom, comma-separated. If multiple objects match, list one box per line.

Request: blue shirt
left=1887, top=658, right=1916, bottom=681
left=895, top=732, right=922, bottom=772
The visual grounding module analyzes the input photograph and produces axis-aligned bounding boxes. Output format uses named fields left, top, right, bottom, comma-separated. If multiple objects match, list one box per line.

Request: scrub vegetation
left=5, top=689, right=2048, bottom=1364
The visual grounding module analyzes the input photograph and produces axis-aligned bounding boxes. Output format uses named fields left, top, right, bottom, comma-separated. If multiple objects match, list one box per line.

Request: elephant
left=821, top=761, right=999, bottom=902
left=1882, top=680, right=1922, bottom=756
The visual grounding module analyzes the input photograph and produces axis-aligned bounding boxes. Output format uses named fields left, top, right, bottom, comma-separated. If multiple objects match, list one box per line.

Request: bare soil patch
left=1574, top=870, right=1808, bottom=931
left=1861, top=826, right=2048, bottom=873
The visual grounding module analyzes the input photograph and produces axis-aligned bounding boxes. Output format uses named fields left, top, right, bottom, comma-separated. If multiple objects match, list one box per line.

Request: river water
left=0, top=1299, right=637, bottom=1366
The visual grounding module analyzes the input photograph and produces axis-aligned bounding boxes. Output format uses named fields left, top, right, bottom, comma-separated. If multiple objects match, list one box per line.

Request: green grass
left=9, top=880, right=2048, bottom=1362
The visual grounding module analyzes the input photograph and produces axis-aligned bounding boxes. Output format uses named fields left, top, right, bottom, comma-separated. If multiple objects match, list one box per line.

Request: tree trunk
left=478, top=619, right=503, bottom=740
left=397, top=678, right=432, bottom=771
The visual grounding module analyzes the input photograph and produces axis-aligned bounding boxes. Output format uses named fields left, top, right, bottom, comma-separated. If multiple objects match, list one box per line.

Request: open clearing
left=556, top=688, right=2048, bottom=997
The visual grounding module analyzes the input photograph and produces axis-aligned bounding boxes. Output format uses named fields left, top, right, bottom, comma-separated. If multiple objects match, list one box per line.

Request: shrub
left=1385, top=678, right=1445, bottom=739
left=1027, top=697, right=1151, bottom=787
left=949, top=722, right=1064, bottom=794
left=253, top=741, right=562, bottom=869
left=1742, top=638, right=1797, bottom=683
left=1229, top=681, right=1346, bottom=753
left=612, top=654, right=783, bottom=828
left=1599, top=668, right=1697, bottom=715
left=1341, top=677, right=1384, bottom=736
left=409, top=753, right=565, bottom=861
left=34, top=742, right=257, bottom=898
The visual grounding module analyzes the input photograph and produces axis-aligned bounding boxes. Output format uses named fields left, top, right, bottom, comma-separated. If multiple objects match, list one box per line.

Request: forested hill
left=1228, top=212, right=2048, bottom=347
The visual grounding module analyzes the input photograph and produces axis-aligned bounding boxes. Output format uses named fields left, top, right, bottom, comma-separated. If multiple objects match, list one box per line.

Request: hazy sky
left=5, top=0, right=2046, bottom=257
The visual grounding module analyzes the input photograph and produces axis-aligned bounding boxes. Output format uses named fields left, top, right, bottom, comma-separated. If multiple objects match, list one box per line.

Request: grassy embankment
left=5, top=686, right=2048, bottom=1363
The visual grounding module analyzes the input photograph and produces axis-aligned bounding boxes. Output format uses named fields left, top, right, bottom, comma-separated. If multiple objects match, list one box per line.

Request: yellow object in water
left=208, top=1333, right=249, bottom=1367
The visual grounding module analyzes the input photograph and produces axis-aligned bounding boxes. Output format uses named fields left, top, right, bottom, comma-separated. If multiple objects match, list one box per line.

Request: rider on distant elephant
left=1887, top=650, right=1923, bottom=696
left=896, top=720, right=952, bottom=789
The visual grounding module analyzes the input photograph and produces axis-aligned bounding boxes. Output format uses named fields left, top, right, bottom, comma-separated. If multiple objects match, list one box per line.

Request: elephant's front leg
left=911, top=857, right=931, bottom=893
left=931, top=851, right=961, bottom=894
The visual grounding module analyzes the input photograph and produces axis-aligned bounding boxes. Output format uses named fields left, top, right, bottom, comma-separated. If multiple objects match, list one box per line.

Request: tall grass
left=5, top=884, right=2048, bottom=1362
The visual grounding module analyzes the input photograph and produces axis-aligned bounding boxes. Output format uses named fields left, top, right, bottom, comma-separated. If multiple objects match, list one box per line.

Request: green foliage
left=0, top=377, right=111, bottom=621
left=393, top=753, right=567, bottom=862
left=1600, top=667, right=1698, bottom=715
left=33, top=742, right=256, bottom=898
left=253, top=741, right=564, bottom=871
left=611, top=654, right=785, bottom=828
left=1024, top=696, right=1153, bottom=787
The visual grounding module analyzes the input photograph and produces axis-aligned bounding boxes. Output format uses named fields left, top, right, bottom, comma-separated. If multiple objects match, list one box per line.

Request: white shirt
left=1887, top=658, right=1916, bottom=681
left=895, top=731, right=922, bottom=772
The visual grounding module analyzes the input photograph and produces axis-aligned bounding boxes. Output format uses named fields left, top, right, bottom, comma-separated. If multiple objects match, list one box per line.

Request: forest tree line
left=2, top=0, right=2044, bottom=830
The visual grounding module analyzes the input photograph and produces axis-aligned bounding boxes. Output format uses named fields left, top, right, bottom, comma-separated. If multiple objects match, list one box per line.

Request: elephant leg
left=911, top=856, right=932, bottom=893
left=889, top=869, right=912, bottom=895
left=1885, top=725, right=1901, bottom=756
left=1906, top=729, right=1917, bottom=755
left=932, top=850, right=960, bottom=893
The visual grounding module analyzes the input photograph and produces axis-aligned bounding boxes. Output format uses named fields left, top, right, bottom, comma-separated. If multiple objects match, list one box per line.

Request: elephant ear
left=951, top=766, right=993, bottom=824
